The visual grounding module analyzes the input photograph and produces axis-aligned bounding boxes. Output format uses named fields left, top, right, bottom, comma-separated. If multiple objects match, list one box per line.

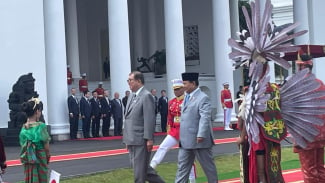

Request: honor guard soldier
left=221, top=82, right=233, bottom=130
left=150, top=79, right=196, bottom=183
left=95, top=82, right=105, bottom=98
left=79, top=73, right=88, bottom=93
left=67, top=65, right=73, bottom=85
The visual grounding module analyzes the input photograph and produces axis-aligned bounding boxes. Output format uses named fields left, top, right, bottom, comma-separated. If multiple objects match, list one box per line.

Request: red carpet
left=219, top=168, right=304, bottom=183
left=6, top=137, right=236, bottom=167
left=77, top=127, right=225, bottom=141
left=6, top=130, right=305, bottom=182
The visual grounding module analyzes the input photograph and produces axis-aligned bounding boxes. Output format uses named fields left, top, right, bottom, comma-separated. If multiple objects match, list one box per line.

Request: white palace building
left=1, top=0, right=325, bottom=140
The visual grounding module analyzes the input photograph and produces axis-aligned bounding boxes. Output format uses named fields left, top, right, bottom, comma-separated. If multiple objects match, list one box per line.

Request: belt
left=224, top=99, right=232, bottom=102
left=174, top=116, right=180, bottom=123
left=81, top=86, right=87, bottom=88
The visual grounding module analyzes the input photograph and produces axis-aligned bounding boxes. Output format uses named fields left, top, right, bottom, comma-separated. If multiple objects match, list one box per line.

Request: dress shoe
left=224, top=127, right=234, bottom=131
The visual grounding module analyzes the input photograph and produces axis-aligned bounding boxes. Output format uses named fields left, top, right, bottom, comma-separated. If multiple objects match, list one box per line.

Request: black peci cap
left=181, top=72, right=199, bottom=81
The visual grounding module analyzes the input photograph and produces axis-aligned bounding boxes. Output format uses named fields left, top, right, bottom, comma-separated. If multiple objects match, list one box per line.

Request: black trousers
left=114, top=117, right=123, bottom=136
left=102, top=115, right=111, bottom=136
left=160, top=112, right=168, bottom=132
left=69, top=114, right=79, bottom=139
left=91, top=116, right=101, bottom=137
left=82, top=117, right=91, bottom=138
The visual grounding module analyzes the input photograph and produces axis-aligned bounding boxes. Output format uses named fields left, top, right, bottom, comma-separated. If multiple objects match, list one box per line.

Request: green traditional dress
left=19, top=122, right=50, bottom=183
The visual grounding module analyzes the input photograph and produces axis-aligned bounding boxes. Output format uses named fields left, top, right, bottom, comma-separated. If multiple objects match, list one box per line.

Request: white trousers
left=150, top=135, right=196, bottom=179
left=224, top=107, right=232, bottom=128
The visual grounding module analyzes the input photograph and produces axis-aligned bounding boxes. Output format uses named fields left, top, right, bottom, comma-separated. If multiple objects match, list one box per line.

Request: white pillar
left=305, top=1, right=325, bottom=81
left=293, top=0, right=310, bottom=44
left=230, top=0, right=239, bottom=38
left=108, top=0, right=132, bottom=95
left=131, top=0, right=145, bottom=65
left=256, top=0, right=275, bottom=82
left=44, top=0, right=70, bottom=140
left=230, top=0, right=243, bottom=112
left=65, top=0, right=81, bottom=79
left=147, top=0, right=159, bottom=56
left=164, top=0, right=186, bottom=99
left=293, top=0, right=310, bottom=75
left=212, top=0, right=236, bottom=122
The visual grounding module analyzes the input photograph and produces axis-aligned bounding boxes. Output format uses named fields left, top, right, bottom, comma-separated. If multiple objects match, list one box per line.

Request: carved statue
left=7, top=73, right=43, bottom=128
left=136, top=49, right=166, bottom=75
left=137, top=57, right=152, bottom=72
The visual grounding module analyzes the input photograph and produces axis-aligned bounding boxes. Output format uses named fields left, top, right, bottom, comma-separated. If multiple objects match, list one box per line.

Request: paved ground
left=3, top=125, right=241, bottom=182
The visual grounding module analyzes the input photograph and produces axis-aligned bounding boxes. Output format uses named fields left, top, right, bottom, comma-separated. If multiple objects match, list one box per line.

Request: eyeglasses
left=127, top=79, right=135, bottom=83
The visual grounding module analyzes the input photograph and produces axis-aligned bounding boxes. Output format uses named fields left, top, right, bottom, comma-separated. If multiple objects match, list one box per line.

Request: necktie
left=132, top=94, right=136, bottom=101
left=184, top=95, right=190, bottom=105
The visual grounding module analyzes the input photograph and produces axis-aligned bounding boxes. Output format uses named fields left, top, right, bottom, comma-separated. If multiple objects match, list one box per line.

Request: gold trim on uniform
left=174, top=116, right=180, bottom=123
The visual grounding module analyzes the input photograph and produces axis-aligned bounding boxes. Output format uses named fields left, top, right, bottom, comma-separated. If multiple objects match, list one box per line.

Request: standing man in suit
left=90, top=91, right=101, bottom=138
left=111, top=92, right=123, bottom=136
left=158, top=90, right=168, bottom=132
left=175, top=72, right=218, bottom=183
left=101, top=90, right=112, bottom=137
left=124, top=71, right=165, bottom=183
left=122, top=90, right=130, bottom=113
left=67, top=88, right=80, bottom=140
left=151, top=89, right=159, bottom=115
left=80, top=90, right=92, bottom=138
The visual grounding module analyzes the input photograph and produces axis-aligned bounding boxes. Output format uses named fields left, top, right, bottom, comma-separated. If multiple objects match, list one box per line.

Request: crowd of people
left=4, top=53, right=325, bottom=183
left=0, top=67, right=323, bottom=183
left=67, top=71, right=171, bottom=139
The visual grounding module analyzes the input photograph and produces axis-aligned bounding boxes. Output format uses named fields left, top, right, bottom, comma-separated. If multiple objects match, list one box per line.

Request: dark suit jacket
left=80, top=97, right=92, bottom=118
left=158, top=96, right=168, bottom=115
left=101, top=97, right=112, bottom=117
left=68, top=95, right=79, bottom=115
left=90, top=98, right=101, bottom=117
left=111, top=98, right=123, bottom=119
left=122, top=96, right=128, bottom=109
left=153, top=95, right=158, bottom=114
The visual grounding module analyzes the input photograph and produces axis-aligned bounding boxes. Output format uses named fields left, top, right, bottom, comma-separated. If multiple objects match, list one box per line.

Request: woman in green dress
left=19, top=98, right=51, bottom=183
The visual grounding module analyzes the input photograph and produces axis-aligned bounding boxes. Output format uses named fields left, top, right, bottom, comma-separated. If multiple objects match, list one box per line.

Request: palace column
left=212, top=0, right=236, bottom=123
left=44, top=0, right=70, bottom=140
left=259, top=0, right=275, bottom=82
left=230, top=0, right=243, bottom=104
left=129, top=0, right=146, bottom=69
left=107, top=0, right=131, bottom=95
left=293, top=0, right=310, bottom=44
left=64, top=0, right=81, bottom=80
left=296, top=0, right=325, bottom=81
left=164, top=0, right=186, bottom=99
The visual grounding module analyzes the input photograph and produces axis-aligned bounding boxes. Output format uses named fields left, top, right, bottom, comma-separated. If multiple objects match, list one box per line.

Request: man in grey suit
left=175, top=72, right=218, bottom=183
left=123, top=71, right=165, bottom=183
